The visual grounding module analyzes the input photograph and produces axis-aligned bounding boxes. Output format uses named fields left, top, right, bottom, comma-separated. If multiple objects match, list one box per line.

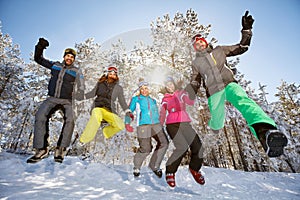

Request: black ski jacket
left=85, top=80, right=129, bottom=114
left=34, top=46, right=85, bottom=100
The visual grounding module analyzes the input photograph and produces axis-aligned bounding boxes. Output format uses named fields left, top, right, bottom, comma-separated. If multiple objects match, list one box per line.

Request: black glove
left=37, top=38, right=49, bottom=49
left=185, top=82, right=199, bottom=100
left=75, top=90, right=85, bottom=101
left=242, top=11, right=254, bottom=30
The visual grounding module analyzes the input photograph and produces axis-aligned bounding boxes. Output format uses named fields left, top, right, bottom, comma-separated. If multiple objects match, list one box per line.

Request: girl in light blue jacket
left=125, top=79, right=169, bottom=178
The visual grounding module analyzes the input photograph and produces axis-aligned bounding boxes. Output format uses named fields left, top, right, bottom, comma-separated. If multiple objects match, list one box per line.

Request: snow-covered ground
left=0, top=151, right=299, bottom=200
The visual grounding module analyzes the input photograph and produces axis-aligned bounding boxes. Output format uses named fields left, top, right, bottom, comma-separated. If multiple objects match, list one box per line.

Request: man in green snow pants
left=189, top=11, right=287, bottom=157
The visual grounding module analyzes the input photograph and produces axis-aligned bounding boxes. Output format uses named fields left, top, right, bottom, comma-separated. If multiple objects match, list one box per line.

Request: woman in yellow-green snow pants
left=80, top=107, right=125, bottom=143
left=79, top=65, right=131, bottom=144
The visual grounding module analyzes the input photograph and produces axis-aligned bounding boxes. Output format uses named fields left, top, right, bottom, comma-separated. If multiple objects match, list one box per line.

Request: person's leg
left=58, top=101, right=74, bottom=148
left=165, top=123, right=189, bottom=174
left=133, top=125, right=152, bottom=172
left=225, top=82, right=276, bottom=137
left=180, top=123, right=204, bottom=172
left=79, top=107, right=103, bottom=143
left=33, top=97, right=58, bottom=149
left=148, top=124, right=169, bottom=175
left=28, top=97, right=58, bottom=163
left=208, top=89, right=226, bottom=130
left=226, top=82, right=287, bottom=157
left=102, top=109, right=125, bottom=138
left=182, top=123, right=205, bottom=185
left=54, top=101, right=74, bottom=162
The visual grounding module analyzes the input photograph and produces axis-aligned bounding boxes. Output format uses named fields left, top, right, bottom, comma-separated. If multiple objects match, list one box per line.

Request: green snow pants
left=208, top=82, right=276, bottom=138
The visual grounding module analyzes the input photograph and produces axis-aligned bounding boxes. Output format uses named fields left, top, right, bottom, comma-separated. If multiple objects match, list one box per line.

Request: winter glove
left=75, top=90, right=85, bottom=101
left=242, top=11, right=254, bottom=30
left=125, top=124, right=134, bottom=132
left=37, top=38, right=49, bottom=49
left=34, top=38, right=49, bottom=62
left=185, top=83, right=198, bottom=100
left=125, top=110, right=134, bottom=121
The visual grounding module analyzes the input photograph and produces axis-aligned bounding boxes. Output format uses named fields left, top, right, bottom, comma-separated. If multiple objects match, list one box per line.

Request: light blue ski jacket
left=127, top=95, right=160, bottom=126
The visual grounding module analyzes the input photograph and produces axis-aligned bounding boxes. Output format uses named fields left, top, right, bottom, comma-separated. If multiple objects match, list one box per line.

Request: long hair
left=98, top=74, right=119, bottom=83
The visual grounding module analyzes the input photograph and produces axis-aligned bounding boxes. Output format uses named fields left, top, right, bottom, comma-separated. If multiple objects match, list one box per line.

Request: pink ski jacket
left=160, top=90, right=194, bottom=125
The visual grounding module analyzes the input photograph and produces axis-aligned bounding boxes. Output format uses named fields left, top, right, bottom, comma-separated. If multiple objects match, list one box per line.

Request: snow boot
left=27, top=148, right=49, bottom=163
left=54, top=147, right=66, bottom=163
left=189, top=168, right=205, bottom=185
left=153, top=169, right=162, bottom=178
left=133, top=168, right=140, bottom=177
left=166, top=173, right=176, bottom=188
left=257, top=129, right=288, bottom=157
left=265, top=130, right=288, bottom=157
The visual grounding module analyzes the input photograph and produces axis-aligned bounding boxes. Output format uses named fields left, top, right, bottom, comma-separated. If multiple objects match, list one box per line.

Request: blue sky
left=0, top=0, right=299, bottom=102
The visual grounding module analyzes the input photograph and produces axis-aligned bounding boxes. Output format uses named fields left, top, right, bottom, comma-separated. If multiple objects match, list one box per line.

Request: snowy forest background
left=0, top=9, right=299, bottom=173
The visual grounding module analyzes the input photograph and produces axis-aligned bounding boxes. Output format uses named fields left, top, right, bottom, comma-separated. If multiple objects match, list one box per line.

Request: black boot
left=153, top=169, right=163, bottom=178
left=265, top=130, right=288, bottom=157
left=54, top=147, right=66, bottom=163
left=255, top=124, right=288, bottom=157
left=27, top=148, right=49, bottom=163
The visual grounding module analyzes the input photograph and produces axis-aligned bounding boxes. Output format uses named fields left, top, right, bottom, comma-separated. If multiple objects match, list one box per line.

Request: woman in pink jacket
left=160, top=77, right=205, bottom=188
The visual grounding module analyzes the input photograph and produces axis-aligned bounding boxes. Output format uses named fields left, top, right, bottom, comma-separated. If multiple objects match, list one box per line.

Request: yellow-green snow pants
left=80, top=107, right=125, bottom=143
left=208, top=82, right=276, bottom=138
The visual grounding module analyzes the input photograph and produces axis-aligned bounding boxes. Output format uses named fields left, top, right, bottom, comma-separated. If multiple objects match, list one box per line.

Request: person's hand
left=185, top=83, right=198, bottom=100
left=37, top=38, right=49, bottom=49
left=125, top=124, right=134, bottom=132
left=242, top=11, right=254, bottom=30
left=126, top=111, right=134, bottom=121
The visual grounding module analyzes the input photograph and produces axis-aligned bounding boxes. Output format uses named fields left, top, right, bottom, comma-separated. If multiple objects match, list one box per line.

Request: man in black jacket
left=27, top=38, right=85, bottom=163
left=189, top=11, right=287, bottom=157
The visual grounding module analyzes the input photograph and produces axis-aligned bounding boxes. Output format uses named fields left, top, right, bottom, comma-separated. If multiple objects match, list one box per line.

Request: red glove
left=130, top=113, right=134, bottom=121
left=126, top=111, right=134, bottom=121
left=125, top=124, right=134, bottom=132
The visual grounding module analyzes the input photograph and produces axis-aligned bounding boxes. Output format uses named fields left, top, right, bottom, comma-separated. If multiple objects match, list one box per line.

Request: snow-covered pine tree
left=273, top=81, right=300, bottom=172
left=0, top=25, right=29, bottom=152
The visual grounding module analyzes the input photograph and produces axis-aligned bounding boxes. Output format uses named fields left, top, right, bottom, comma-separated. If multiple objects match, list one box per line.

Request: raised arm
left=34, top=38, right=53, bottom=69
left=222, top=11, right=255, bottom=57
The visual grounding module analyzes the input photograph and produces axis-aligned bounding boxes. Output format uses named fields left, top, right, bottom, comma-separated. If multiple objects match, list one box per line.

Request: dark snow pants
left=133, top=123, right=169, bottom=171
left=166, top=122, right=204, bottom=173
left=33, top=97, right=75, bottom=149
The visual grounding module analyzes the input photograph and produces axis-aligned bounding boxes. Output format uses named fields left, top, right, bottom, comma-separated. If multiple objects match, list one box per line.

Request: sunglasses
left=192, top=34, right=202, bottom=42
left=108, top=66, right=118, bottom=73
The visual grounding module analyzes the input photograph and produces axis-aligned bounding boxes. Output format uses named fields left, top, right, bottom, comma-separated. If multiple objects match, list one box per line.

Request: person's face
left=64, top=54, right=75, bottom=66
left=193, top=40, right=207, bottom=51
left=107, top=71, right=118, bottom=82
left=140, top=85, right=150, bottom=96
left=166, top=82, right=175, bottom=93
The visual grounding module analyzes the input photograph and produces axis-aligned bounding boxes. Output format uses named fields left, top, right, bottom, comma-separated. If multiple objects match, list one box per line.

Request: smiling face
left=107, top=71, right=118, bottom=83
left=140, top=85, right=150, bottom=96
left=193, top=39, right=208, bottom=51
left=165, top=81, right=175, bottom=93
left=64, top=54, right=75, bottom=66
